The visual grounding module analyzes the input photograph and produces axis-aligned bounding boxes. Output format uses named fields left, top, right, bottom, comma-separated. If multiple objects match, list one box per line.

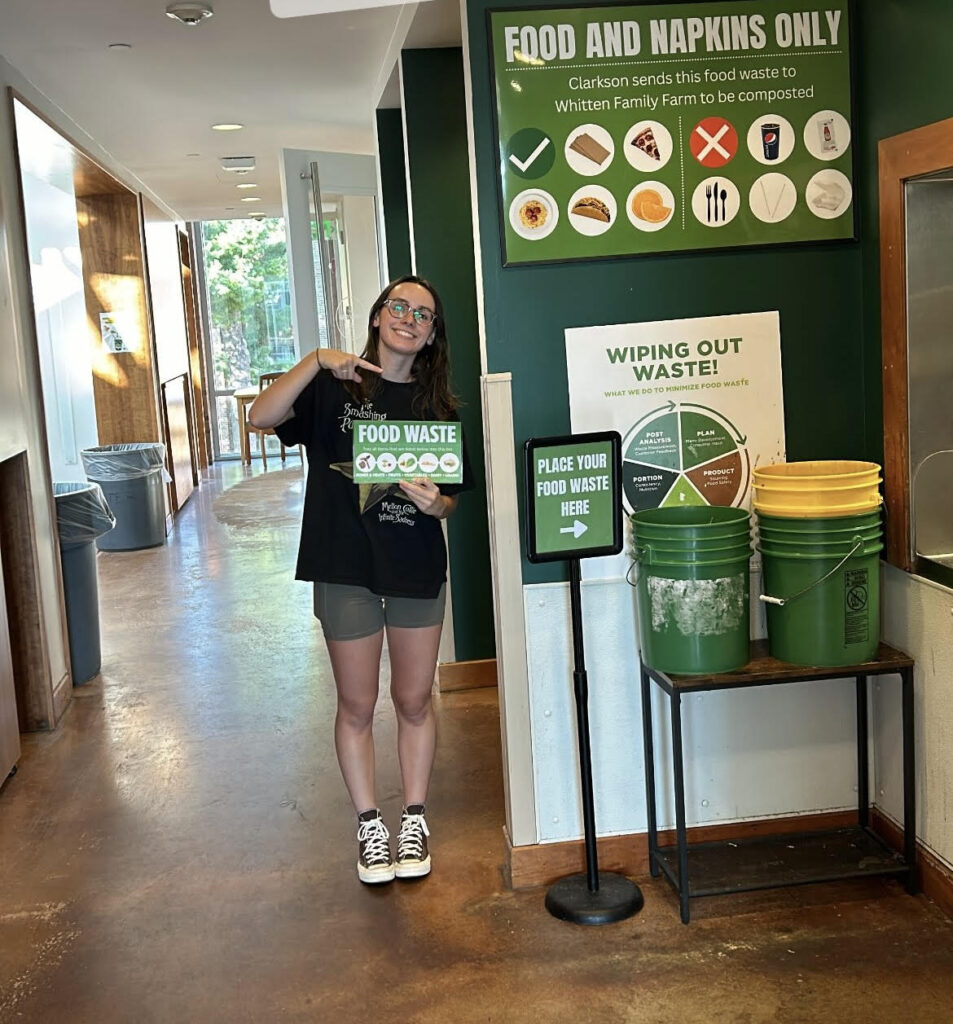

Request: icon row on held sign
left=354, top=452, right=460, bottom=475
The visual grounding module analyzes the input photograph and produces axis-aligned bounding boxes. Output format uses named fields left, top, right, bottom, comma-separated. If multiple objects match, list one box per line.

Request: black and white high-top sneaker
left=357, top=809, right=395, bottom=884
left=395, top=804, right=431, bottom=879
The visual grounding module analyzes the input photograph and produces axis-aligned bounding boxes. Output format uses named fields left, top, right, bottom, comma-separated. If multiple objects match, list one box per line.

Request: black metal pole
left=569, top=558, right=599, bottom=892
left=544, top=558, right=644, bottom=926
left=856, top=675, right=869, bottom=829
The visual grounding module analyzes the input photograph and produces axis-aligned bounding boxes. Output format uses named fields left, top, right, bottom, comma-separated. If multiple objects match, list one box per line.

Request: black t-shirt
left=275, top=370, right=473, bottom=599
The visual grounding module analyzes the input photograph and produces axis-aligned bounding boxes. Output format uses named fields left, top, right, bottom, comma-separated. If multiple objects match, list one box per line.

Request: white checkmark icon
left=509, top=136, right=550, bottom=173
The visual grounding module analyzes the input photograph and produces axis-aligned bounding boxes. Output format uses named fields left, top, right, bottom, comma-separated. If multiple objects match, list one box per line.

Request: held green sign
left=352, top=420, right=463, bottom=484
left=489, top=0, right=855, bottom=265
left=525, top=432, right=623, bottom=562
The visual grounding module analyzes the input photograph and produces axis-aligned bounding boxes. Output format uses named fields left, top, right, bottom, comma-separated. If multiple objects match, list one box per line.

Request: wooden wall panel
left=76, top=192, right=161, bottom=446
left=179, top=230, right=211, bottom=469
left=0, top=544, right=22, bottom=778
left=0, top=452, right=56, bottom=731
left=160, top=374, right=195, bottom=513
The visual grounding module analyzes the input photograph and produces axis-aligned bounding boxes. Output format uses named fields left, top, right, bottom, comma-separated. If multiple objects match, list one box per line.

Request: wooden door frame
left=879, top=115, right=953, bottom=569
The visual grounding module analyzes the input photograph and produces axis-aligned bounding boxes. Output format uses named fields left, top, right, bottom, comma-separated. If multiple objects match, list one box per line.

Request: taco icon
left=439, top=452, right=460, bottom=474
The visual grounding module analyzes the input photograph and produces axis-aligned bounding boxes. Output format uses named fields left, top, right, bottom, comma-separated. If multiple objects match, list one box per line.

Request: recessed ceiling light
left=236, top=183, right=258, bottom=189
left=166, top=3, right=214, bottom=26
left=240, top=196, right=262, bottom=202
left=108, top=42, right=132, bottom=50
left=212, top=123, right=243, bottom=132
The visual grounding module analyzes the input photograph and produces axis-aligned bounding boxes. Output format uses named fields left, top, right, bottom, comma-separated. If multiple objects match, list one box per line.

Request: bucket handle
left=759, top=536, right=865, bottom=608
left=626, top=547, right=647, bottom=589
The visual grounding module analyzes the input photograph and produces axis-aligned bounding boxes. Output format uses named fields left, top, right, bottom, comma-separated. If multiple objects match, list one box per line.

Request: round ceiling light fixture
left=165, top=3, right=214, bottom=27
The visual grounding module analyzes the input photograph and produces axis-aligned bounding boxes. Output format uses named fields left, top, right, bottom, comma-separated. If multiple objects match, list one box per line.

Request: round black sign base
left=545, top=872, right=644, bottom=926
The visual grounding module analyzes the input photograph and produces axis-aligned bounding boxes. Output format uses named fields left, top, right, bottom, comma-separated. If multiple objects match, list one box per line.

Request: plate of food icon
left=509, top=189, right=558, bottom=240
left=627, top=181, right=675, bottom=231
left=567, top=185, right=616, bottom=236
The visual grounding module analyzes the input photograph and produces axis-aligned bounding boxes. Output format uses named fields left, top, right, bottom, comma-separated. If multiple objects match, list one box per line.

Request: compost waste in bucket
left=631, top=507, right=752, bottom=675
left=757, top=510, right=883, bottom=667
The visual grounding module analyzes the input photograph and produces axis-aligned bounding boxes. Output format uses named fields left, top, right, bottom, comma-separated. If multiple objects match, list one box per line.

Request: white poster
left=566, top=310, right=785, bottom=579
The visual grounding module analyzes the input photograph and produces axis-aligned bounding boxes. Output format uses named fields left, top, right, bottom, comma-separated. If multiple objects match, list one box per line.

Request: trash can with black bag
left=80, top=443, right=168, bottom=550
left=53, top=483, right=116, bottom=684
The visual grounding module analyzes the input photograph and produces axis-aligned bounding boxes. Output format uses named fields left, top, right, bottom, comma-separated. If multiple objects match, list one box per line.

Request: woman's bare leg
left=325, top=630, right=385, bottom=813
left=386, top=623, right=442, bottom=806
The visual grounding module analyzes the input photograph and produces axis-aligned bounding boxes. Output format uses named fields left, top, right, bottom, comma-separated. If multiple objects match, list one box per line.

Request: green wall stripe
left=401, top=47, right=496, bottom=660
left=375, top=108, right=413, bottom=281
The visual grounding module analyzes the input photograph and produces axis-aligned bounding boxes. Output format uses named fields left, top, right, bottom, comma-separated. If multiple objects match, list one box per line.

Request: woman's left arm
left=398, top=478, right=457, bottom=520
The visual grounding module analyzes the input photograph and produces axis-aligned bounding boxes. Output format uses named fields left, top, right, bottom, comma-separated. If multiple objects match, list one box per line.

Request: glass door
left=308, top=162, right=382, bottom=355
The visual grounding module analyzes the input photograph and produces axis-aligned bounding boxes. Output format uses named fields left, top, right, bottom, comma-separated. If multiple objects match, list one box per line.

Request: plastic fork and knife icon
left=706, top=181, right=728, bottom=222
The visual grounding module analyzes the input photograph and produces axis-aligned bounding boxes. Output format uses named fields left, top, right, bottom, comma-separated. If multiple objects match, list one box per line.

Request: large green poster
left=489, top=1, right=854, bottom=265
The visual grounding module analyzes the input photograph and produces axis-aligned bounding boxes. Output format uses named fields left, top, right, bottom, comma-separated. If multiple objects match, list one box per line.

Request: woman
left=249, top=275, right=470, bottom=884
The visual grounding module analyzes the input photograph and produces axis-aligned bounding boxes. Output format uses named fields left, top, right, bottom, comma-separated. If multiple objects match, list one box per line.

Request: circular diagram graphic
left=620, top=403, right=751, bottom=512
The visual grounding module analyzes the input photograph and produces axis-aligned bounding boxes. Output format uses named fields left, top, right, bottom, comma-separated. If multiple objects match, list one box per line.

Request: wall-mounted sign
left=488, top=0, right=855, bottom=266
left=565, top=311, right=785, bottom=578
left=352, top=419, right=463, bottom=484
left=99, top=311, right=136, bottom=353
left=525, top=431, right=622, bottom=562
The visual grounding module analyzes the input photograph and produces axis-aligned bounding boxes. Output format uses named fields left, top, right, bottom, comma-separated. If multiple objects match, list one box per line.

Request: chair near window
left=244, top=371, right=295, bottom=469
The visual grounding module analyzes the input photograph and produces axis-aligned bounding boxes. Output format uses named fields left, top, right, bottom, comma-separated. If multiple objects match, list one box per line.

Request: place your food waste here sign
left=525, top=432, right=623, bottom=563
left=489, top=0, right=854, bottom=265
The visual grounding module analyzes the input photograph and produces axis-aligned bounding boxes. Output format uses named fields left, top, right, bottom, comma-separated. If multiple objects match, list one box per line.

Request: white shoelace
left=358, top=817, right=391, bottom=866
left=397, top=813, right=429, bottom=861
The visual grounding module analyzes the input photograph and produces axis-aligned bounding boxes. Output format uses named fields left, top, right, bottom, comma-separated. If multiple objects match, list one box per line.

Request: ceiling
left=0, top=0, right=461, bottom=222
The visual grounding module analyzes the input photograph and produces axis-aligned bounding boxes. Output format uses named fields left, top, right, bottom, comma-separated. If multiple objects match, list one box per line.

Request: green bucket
left=758, top=513, right=882, bottom=667
left=633, top=506, right=751, bottom=543
left=630, top=506, right=753, bottom=675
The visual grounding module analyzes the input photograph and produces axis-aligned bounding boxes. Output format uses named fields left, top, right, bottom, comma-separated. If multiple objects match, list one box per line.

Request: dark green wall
left=856, top=0, right=953, bottom=467
left=401, top=47, right=495, bottom=661
left=466, top=0, right=868, bottom=585
left=375, top=108, right=413, bottom=281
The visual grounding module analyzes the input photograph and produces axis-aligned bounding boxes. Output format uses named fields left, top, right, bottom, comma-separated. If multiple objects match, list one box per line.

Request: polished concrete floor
left=2, top=462, right=953, bottom=1023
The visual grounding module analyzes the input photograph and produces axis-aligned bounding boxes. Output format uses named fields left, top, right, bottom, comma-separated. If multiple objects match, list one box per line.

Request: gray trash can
left=80, top=443, right=167, bottom=551
left=54, top=482, right=116, bottom=685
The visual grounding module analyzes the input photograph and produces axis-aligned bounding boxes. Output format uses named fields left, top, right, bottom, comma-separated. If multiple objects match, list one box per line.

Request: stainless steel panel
left=904, top=178, right=953, bottom=561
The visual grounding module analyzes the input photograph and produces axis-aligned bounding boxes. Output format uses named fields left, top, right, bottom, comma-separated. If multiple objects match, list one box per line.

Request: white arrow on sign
left=559, top=519, right=588, bottom=539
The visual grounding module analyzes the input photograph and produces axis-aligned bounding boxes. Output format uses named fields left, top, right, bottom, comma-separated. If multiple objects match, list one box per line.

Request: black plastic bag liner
left=81, top=442, right=168, bottom=481
left=53, top=482, right=116, bottom=545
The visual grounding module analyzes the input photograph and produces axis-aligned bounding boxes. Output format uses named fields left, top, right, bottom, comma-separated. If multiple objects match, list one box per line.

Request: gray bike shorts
left=313, top=582, right=446, bottom=641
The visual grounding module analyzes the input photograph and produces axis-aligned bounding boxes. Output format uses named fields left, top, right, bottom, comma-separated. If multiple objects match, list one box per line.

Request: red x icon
left=690, top=117, right=738, bottom=168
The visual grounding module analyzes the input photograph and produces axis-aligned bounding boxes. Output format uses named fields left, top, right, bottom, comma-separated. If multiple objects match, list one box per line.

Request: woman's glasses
left=381, top=298, right=436, bottom=326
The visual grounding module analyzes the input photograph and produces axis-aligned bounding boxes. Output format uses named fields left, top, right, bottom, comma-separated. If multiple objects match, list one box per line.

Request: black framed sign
left=524, top=431, right=623, bottom=562
left=488, top=0, right=856, bottom=266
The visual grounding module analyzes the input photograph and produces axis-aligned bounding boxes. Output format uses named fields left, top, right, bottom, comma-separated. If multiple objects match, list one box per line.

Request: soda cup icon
left=761, top=123, right=781, bottom=160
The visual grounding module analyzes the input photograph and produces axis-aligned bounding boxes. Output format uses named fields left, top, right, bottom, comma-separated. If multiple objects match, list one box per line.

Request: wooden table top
left=644, top=639, right=914, bottom=693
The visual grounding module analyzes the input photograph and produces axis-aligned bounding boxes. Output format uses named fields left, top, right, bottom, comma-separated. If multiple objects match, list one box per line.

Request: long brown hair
left=344, top=275, right=458, bottom=420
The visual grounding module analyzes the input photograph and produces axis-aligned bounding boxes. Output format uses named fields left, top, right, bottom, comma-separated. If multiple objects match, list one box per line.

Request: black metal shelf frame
left=640, top=641, right=917, bottom=923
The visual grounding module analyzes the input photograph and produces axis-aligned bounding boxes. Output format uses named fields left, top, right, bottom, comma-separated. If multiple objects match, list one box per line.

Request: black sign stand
left=544, top=558, right=645, bottom=926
